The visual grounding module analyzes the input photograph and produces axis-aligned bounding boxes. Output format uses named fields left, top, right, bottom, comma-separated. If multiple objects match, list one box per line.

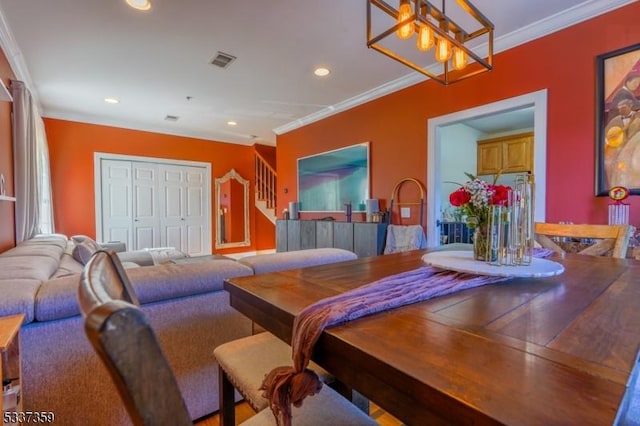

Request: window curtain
left=11, top=80, right=54, bottom=242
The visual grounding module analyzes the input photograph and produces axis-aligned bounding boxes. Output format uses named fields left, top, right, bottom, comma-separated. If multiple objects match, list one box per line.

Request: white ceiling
left=0, top=0, right=633, bottom=146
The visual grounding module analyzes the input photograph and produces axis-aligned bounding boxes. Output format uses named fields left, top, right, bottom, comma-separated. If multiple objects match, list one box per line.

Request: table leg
left=330, top=381, right=370, bottom=414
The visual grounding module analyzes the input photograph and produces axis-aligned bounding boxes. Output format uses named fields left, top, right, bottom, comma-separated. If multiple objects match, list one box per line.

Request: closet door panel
left=135, top=227, right=156, bottom=251
left=132, top=163, right=160, bottom=250
left=164, top=225, right=183, bottom=251
left=186, top=224, right=205, bottom=255
left=159, top=165, right=186, bottom=250
left=100, top=160, right=133, bottom=249
left=183, top=167, right=207, bottom=255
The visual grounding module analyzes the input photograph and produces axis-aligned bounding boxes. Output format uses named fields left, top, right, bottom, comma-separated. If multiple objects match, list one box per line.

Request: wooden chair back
left=79, top=251, right=192, bottom=426
left=78, top=250, right=140, bottom=314
left=534, top=223, right=635, bottom=259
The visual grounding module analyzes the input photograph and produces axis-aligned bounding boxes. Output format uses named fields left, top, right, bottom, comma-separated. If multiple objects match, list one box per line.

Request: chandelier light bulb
left=416, top=24, right=434, bottom=51
left=452, top=47, right=468, bottom=70
left=396, top=1, right=414, bottom=40
left=125, top=0, right=151, bottom=11
left=435, top=38, right=452, bottom=62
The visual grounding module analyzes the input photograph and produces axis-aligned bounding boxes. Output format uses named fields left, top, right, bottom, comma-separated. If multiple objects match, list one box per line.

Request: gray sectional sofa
left=0, top=234, right=357, bottom=426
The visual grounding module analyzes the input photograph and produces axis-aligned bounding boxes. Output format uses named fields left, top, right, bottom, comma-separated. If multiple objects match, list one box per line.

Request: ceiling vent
left=210, top=51, right=237, bottom=69
left=164, top=115, right=179, bottom=122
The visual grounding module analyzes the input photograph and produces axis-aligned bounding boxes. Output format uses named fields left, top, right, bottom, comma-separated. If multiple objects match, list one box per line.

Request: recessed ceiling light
left=314, top=67, right=331, bottom=77
left=104, top=97, right=119, bottom=104
left=125, top=0, right=151, bottom=11
left=227, top=121, right=237, bottom=126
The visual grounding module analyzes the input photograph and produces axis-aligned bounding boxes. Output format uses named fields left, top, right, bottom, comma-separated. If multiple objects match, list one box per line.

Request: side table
left=1, top=314, right=24, bottom=421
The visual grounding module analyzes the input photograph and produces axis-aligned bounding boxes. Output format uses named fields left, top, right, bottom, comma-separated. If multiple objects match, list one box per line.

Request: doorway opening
left=426, top=89, right=548, bottom=247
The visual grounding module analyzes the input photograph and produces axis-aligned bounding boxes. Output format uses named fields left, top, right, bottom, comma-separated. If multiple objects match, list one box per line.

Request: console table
left=276, top=220, right=387, bottom=258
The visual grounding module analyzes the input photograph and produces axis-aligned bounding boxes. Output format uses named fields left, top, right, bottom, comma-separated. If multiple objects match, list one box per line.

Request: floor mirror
left=215, top=169, right=250, bottom=249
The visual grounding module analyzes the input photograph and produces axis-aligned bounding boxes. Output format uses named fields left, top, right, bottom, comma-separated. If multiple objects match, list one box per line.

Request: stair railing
left=255, top=152, right=276, bottom=210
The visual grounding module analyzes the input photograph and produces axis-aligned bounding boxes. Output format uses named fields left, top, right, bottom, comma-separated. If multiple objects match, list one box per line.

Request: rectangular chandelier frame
left=366, top=0, right=494, bottom=85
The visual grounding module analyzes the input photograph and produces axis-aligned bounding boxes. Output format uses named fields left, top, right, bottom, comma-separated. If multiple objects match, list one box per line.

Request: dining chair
left=79, top=250, right=376, bottom=426
left=534, top=222, right=635, bottom=259
left=213, top=331, right=344, bottom=426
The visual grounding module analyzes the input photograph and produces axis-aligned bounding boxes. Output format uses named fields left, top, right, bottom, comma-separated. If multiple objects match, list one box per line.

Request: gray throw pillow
left=72, top=238, right=101, bottom=265
left=70, top=234, right=91, bottom=244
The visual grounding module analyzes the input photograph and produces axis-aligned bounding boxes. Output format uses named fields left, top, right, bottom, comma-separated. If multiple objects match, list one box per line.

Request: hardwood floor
left=195, top=401, right=403, bottom=425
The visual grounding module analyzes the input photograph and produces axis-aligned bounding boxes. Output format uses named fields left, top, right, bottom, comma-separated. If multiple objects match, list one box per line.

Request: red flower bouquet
left=449, top=174, right=513, bottom=261
left=449, top=175, right=511, bottom=227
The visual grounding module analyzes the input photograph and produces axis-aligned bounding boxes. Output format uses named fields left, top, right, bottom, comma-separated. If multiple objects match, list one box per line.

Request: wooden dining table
left=223, top=250, right=640, bottom=425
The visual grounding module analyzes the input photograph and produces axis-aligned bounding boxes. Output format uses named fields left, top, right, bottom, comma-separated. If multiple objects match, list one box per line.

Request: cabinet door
left=316, top=221, right=334, bottom=248
left=333, top=222, right=354, bottom=252
left=477, top=141, right=502, bottom=175
left=354, top=223, right=386, bottom=257
left=287, top=220, right=301, bottom=251
left=502, top=135, right=532, bottom=173
left=276, top=220, right=288, bottom=252
left=300, top=220, right=317, bottom=249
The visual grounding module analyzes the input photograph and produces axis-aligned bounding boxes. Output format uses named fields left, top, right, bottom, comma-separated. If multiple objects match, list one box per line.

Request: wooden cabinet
left=477, top=132, right=533, bottom=175
left=276, top=220, right=387, bottom=258
left=1, top=315, right=23, bottom=417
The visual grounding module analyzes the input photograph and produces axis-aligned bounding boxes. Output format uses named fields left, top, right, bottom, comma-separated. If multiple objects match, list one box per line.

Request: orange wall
left=277, top=3, right=640, bottom=231
left=45, top=118, right=268, bottom=254
left=255, top=143, right=276, bottom=168
left=0, top=51, right=15, bottom=252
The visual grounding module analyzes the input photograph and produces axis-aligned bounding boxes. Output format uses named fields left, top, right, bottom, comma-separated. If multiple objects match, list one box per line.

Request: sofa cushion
left=0, top=279, right=42, bottom=323
left=20, top=233, right=68, bottom=245
left=116, top=250, right=154, bottom=266
left=34, top=259, right=254, bottom=322
left=116, top=248, right=188, bottom=267
left=127, top=259, right=253, bottom=304
left=0, top=256, right=61, bottom=281
left=33, top=274, right=81, bottom=322
left=238, top=248, right=357, bottom=274
left=50, top=252, right=84, bottom=279
left=0, top=241, right=66, bottom=262
left=72, top=238, right=101, bottom=265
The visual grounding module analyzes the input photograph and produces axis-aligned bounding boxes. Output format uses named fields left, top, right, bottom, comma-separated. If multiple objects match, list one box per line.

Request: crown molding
left=274, top=0, right=637, bottom=136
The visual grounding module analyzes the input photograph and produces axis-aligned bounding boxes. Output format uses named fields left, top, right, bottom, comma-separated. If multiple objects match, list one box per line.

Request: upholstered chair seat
left=213, top=332, right=334, bottom=413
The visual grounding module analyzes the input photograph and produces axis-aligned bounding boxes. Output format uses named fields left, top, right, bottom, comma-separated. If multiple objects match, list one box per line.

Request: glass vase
left=473, top=210, right=502, bottom=263
left=473, top=223, right=490, bottom=261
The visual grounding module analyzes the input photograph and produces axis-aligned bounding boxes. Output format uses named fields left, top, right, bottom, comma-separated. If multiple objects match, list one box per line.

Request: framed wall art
left=595, top=42, right=640, bottom=196
left=297, top=142, right=370, bottom=212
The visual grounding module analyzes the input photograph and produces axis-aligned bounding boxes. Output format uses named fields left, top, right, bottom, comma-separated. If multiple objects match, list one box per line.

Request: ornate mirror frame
left=215, top=169, right=250, bottom=249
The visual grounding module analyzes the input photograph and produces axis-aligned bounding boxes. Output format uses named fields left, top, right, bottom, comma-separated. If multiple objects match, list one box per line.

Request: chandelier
left=366, top=0, right=494, bottom=85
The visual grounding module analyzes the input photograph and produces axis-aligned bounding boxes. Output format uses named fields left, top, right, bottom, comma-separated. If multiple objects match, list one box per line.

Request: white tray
left=421, top=250, right=564, bottom=278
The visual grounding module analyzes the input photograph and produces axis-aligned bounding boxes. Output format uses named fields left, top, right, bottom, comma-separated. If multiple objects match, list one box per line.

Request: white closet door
left=159, top=164, right=208, bottom=256
left=132, top=162, right=160, bottom=250
left=100, top=160, right=133, bottom=248
left=183, top=166, right=207, bottom=256
left=159, top=165, right=185, bottom=251
left=96, top=153, right=211, bottom=256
